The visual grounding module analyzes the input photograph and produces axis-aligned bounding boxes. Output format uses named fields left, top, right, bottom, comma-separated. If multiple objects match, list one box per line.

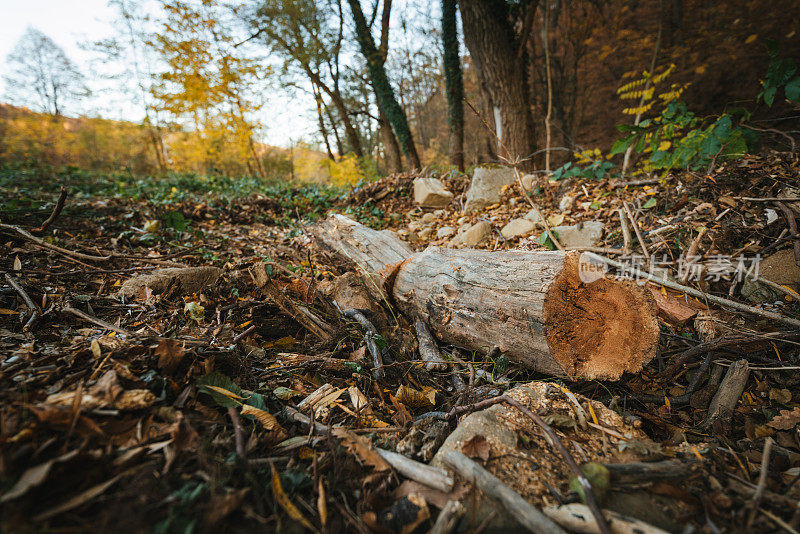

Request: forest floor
left=2, top=154, right=800, bottom=533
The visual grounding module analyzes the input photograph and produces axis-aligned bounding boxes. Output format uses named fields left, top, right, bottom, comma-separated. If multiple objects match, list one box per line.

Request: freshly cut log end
left=543, top=253, right=660, bottom=379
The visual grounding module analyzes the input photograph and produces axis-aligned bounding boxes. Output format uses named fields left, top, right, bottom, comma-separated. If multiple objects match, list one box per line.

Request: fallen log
left=312, top=214, right=659, bottom=379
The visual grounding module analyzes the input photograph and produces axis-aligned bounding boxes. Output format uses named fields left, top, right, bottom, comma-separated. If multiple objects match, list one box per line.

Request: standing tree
left=346, top=0, right=421, bottom=169
left=441, top=0, right=464, bottom=170
left=3, top=27, right=90, bottom=116
left=458, top=0, right=537, bottom=167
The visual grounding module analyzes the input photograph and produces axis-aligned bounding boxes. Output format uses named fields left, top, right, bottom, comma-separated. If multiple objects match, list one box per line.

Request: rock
left=433, top=210, right=446, bottom=217
left=407, top=221, right=420, bottom=232
left=457, top=216, right=470, bottom=225
left=523, top=209, right=543, bottom=226
left=119, top=266, right=222, bottom=299
left=457, top=221, right=491, bottom=247
left=413, top=178, right=453, bottom=208
left=741, top=249, right=800, bottom=303
left=501, top=218, right=537, bottom=239
left=418, top=227, right=432, bottom=239
left=552, top=221, right=604, bottom=248
left=421, top=213, right=436, bottom=224
left=437, top=226, right=456, bottom=239
left=463, top=166, right=517, bottom=213
left=559, top=195, right=576, bottom=212
left=521, top=173, right=536, bottom=190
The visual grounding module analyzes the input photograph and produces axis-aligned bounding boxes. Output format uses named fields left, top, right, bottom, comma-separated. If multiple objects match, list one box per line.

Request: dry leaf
left=90, top=339, right=102, bottom=359
left=767, top=407, right=800, bottom=430
left=13, top=256, right=22, bottom=270
left=395, top=385, right=437, bottom=408
left=332, top=428, right=390, bottom=472
left=240, top=404, right=285, bottom=432
left=462, top=435, right=491, bottom=464
left=271, top=463, right=318, bottom=532
left=204, top=488, right=250, bottom=525
left=155, top=338, right=185, bottom=372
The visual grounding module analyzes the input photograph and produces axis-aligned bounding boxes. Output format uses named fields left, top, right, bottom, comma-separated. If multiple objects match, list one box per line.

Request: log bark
left=311, top=215, right=660, bottom=380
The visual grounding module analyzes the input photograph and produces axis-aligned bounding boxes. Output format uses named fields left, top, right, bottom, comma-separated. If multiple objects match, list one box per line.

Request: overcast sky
left=0, top=0, right=315, bottom=147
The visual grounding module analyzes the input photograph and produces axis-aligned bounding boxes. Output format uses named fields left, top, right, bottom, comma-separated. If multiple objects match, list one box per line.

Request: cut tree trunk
left=311, top=215, right=660, bottom=379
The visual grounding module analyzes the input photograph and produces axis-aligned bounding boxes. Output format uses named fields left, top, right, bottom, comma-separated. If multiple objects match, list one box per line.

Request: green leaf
left=610, top=134, right=637, bottom=156
left=642, top=198, right=657, bottom=209
left=569, top=462, right=610, bottom=505
left=197, top=372, right=242, bottom=408
left=786, top=77, right=800, bottom=102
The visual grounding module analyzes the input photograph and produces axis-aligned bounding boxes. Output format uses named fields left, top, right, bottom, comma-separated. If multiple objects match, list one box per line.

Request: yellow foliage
left=326, top=153, right=364, bottom=187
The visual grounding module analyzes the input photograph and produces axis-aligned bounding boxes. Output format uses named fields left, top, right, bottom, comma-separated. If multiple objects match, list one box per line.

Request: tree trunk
left=347, top=0, right=421, bottom=169
left=459, top=0, right=537, bottom=168
left=441, top=0, right=465, bottom=171
left=311, top=215, right=660, bottom=380
left=314, top=88, right=336, bottom=161
left=378, top=106, right=403, bottom=173
left=327, top=89, right=364, bottom=158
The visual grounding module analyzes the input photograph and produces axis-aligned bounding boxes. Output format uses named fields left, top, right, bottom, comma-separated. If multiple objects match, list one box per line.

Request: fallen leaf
left=332, top=428, right=390, bottom=472
left=33, top=474, right=122, bottom=522
left=13, top=256, right=22, bottom=270
left=461, top=435, right=491, bottom=464
left=768, top=407, right=800, bottom=430
left=240, top=404, right=285, bottom=432
left=395, top=385, right=437, bottom=408
left=271, top=463, right=318, bottom=532
left=155, top=338, right=185, bottom=372
left=205, top=488, right=250, bottom=525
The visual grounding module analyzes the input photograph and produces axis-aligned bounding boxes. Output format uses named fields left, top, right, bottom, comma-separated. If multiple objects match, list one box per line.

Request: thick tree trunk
left=378, top=106, right=403, bottom=173
left=441, top=0, right=465, bottom=171
left=311, top=215, right=660, bottom=380
left=347, top=0, right=421, bottom=169
left=459, top=0, right=537, bottom=168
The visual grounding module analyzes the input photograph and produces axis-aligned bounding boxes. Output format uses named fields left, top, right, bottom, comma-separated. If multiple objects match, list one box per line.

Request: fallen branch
left=415, top=319, right=448, bottom=371
left=429, top=500, right=465, bottom=534
left=439, top=449, right=567, bottom=534
left=375, top=448, right=454, bottom=493
left=62, top=305, right=133, bottom=337
left=5, top=273, right=41, bottom=330
left=543, top=503, right=669, bottom=534
left=335, top=302, right=384, bottom=380
left=748, top=437, right=774, bottom=526
left=623, top=202, right=650, bottom=260
left=0, top=223, right=112, bottom=262
left=34, top=186, right=68, bottom=234
left=704, top=359, right=750, bottom=434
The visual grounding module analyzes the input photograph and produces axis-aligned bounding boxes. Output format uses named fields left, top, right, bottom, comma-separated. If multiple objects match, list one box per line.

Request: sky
left=0, top=0, right=315, bottom=147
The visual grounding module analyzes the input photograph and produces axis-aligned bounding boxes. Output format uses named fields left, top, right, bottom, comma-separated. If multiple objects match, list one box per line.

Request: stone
left=418, top=227, right=432, bottom=239
left=433, top=210, right=446, bottom=217
left=521, top=173, right=537, bottom=190
left=741, top=249, right=800, bottom=303
left=551, top=221, right=604, bottom=248
left=501, top=218, right=537, bottom=239
left=463, top=166, right=517, bottom=213
left=559, top=195, right=576, bottom=212
left=458, top=221, right=491, bottom=247
left=457, top=216, right=470, bottom=225
left=119, top=267, right=222, bottom=299
left=414, top=178, right=453, bottom=208
left=523, top=209, right=543, bottom=225
left=407, top=221, right=420, bottom=232
left=421, top=212, right=436, bottom=224
left=437, top=226, right=456, bottom=239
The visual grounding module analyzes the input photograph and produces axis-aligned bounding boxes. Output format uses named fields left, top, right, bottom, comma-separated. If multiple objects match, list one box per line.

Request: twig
left=5, top=273, right=40, bottom=330
left=512, top=168, right=564, bottom=250
left=375, top=448, right=454, bottom=493
left=775, top=202, right=800, bottom=265
left=543, top=504, right=670, bottom=534
left=233, top=324, right=257, bottom=344
left=228, top=406, right=247, bottom=460
left=748, top=437, right=774, bottom=526
left=618, top=209, right=633, bottom=253
left=62, top=305, right=133, bottom=337
left=680, top=226, right=708, bottom=284
left=735, top=196, right=800, bottom=202
left=704, top=359, right=750, bottom=434
left=335, top=302, right=384, bottom=380
left=430, top=500, right=465, bottom=534
left=611, top=178, right=661, bottom=188
left=0, top=223, right=112, bottom=262
left=439, top=449, right=567, bottom=534
left=34, top=186, right=68, bottom=234
left=623, top=202, right=650, bottom=260
left=414, top=319, right=448, bottom=371
left=584, top=252, right=800, bottom=328
left=448, top=395, right=612, bottom=534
